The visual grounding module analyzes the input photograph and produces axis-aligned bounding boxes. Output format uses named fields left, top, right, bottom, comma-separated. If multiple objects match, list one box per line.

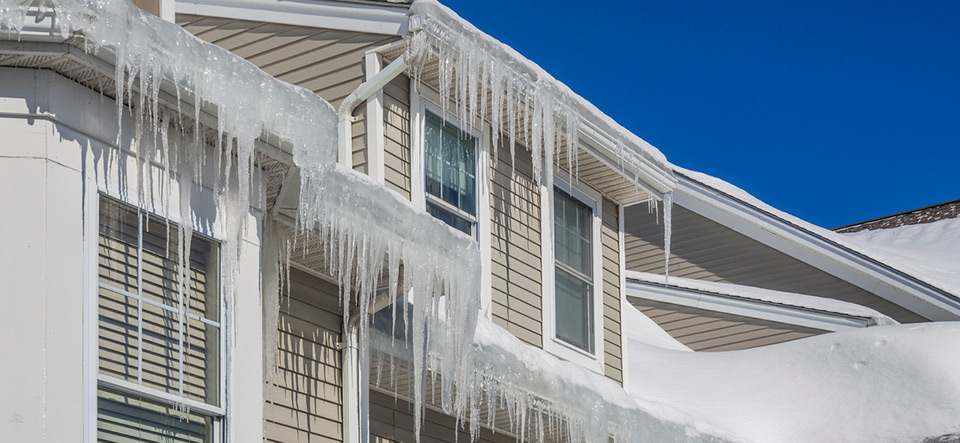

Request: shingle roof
left=834, top=199, right=960, bottom=233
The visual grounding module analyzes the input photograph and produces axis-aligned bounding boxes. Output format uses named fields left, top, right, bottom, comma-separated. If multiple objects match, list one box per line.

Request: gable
left=623, top=203, right=928, bottom=323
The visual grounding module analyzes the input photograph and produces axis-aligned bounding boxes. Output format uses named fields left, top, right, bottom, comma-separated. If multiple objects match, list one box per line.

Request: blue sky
left=441, top=1, right=960, bottom=229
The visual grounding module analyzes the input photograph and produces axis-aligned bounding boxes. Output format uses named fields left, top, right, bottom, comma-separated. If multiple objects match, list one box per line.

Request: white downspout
left=337, top=54, right=409, bottom=167
left=341, top=322, right=362, bottom=443
left=338, top=52, right=410, bottom=443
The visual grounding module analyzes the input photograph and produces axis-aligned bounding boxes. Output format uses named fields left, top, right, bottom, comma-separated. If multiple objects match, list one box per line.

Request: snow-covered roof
left=625, top=270, right=897, bottom=329
left=673, top=166, right=960, bottom=315
left=401, top=0, right=677, bottom=197
left=840, top=215, right=960, bottom=304
left=835, top=199, right=960, bottom=233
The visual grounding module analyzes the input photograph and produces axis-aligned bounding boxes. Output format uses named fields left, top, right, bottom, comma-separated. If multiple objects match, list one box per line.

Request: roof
left=834, top=199, right=960, bottom=233
left=671, top=166, right=960, bottom=318
left=625, top=270, right=895, bottom=331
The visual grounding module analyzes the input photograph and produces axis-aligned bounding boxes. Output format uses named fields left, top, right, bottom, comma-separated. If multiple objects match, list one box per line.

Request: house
left=1, top=1, right=957, bottom=442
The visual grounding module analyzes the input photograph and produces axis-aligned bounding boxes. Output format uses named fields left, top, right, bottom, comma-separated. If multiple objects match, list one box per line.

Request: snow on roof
left=840, top=215, right=960, bottom=304
left=625, top=270, right=896, bottom=325
left=674, top=166, right=960, bottom=298
left=626, top=318, right=960, bottom=443
left=834, top=199, right=960, bottom=233
left=406, top=0, right=674, bottom=192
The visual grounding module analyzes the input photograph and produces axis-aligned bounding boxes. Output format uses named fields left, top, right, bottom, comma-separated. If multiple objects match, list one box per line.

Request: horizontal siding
left=600, top=198, right=623, bottom=384
left=623, top=203, right=928, bottom=324
left=265, top=268, right=343, bottom=443
left=383, top=74, right=411, bottom=199
left=177, top=14, right=401, bottom=177
left=369, top=390, right=514, bottom=443
left=490, top=142, right=542, bottom=348
left=633, top=298, right=827, bottom=351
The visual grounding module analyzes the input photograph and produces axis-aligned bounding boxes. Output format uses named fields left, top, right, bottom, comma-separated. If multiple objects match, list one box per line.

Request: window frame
left=419, top=100, right=482, bottom=239
left=87, top=192, right=226, bottom=442
left=410, top=85, right=494, bottom=320
left=542, top=176, right=606, bottom=373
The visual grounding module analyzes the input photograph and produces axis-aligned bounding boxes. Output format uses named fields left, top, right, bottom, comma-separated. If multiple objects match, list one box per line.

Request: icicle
left=663, top=191, right=673, bottom=283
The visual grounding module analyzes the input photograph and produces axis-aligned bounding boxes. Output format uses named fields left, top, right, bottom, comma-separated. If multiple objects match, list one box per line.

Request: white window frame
left=84, top=188, right=226, bottom=442
left=411, top=87, right=493, bottom=316
left=542, top=176, right=605, bottom=374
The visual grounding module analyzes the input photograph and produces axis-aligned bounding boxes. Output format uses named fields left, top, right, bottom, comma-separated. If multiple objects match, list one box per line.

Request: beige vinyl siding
left=176, top=15, right=401, bottom=176
left=369, top=391, right=514, bottom=443
left=490, top=143, right=543, bottom=348
left=383, top=74, right=412, bottom=199
left=600, top=198, right=623, bottom=383
left=633, top=298, right=827, bottom=351
left=265, top=268, right=344, bottom=443
left=624, top=203, right=927, bottom=324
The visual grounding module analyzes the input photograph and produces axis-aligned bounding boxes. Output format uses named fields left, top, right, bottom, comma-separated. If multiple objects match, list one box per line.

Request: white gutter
left=624, top=279, right=873, bottom=332
left=578, top=123, right=677, bottom=197
left=338, top=54, right=409, bottom=167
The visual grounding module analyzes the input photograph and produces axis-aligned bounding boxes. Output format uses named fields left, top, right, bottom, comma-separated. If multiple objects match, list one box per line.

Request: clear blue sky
left=441, top=0, right=960, bottom=229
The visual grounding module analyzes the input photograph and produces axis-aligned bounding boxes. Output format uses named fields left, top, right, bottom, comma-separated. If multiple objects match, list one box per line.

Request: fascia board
left=625, top=279, right=869, bottom=332
left=175, top=0, right=409, bottom=36
left=577, top=122, right=677, bottom=198
left=675, top=174, right=960, bottom=321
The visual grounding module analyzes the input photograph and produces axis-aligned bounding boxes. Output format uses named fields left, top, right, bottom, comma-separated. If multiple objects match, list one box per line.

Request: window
left=96, top=196, right=223, bottom=441
left=423, top=110, right=477, bottom=235
left=553, top=188, right=595, bottom=353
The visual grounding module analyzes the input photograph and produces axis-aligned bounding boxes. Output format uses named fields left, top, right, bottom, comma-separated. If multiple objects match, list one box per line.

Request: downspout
left=338, top=52, right=410, bottom=443
left=337, top=54, right=409, bottom=167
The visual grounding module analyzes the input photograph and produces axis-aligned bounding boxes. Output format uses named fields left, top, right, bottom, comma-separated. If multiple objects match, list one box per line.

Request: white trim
left=82, top=174, right=99, bottom=443
left=675, top=173, right=960, bottom=321
left=409, top=87, right=425, bottom=210
left=624, top=279, right=870, bottom=332
left=365, top=51, right=386, bottom=184
left=478, top=124, right=493, bottom=317
left=174, top=0, right=409, bottom=36
left=542, top=176, right=606, bottom=374
left=97, top=374, right=227, bottom=417
left=617, top=204, right=630, bottom=391
left=160, top=0, right=176, bottom=22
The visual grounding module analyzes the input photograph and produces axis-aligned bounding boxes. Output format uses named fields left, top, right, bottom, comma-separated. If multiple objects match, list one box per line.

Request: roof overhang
left=175, top=0, right=410, bottom=36
left=674, top=171, right=960, bottom=321
left=625, top=278, right=873, bottom=332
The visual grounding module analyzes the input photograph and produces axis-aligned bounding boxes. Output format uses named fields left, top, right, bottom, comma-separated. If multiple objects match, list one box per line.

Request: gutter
left=624, top=278, right=876, bottom=332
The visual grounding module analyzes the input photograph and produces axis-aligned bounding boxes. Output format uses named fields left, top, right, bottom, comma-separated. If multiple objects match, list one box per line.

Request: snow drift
left=624, top=304, right=960, bottom=442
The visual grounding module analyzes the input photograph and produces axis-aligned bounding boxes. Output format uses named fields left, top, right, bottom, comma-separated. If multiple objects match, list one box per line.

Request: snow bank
left=675, top=167, right=960, bottom=297
left=626, top=319, right=960, bottom=442
left=622, top=300, right=692, bottom=352
left=842, top=216, right=960, bottom=301
left=626, top=270, right=897, bottom=325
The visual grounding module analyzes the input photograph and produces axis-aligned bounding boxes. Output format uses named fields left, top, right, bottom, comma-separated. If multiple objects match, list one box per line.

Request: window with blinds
left=554, top=188, right=595, bottom=354
left=97, top=196, right=222, bottom=442
left=423, top=110, right=478, bottom=236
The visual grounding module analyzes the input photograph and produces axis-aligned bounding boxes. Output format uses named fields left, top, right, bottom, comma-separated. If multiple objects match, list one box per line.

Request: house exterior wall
left=633, top=298, right=827, bottom=351
left=175, top=14, right=401, bottom=175
left=0, top=67, right=265, bottom=441
left=265, top=268, right=344, bottom=443
left=383, top=74, right=412, bottom=199
left=624, top=203, right=927, bottom=323
left=490, top=144, right=544, bottom=348
left=369, top=390, right=514, bottom=443
left=623, top=201, right=927, bottom=351
left=600, top=198, right=623, bottom=382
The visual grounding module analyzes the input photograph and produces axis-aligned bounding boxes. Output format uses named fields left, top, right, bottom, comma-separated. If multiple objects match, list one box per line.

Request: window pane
left=554, top=189, right=592, bottom=275
left=424, top=112, right=476, bottom=216
left=97, top=389, right=214, bottom=443
left=97, top=196, right=221, bottom=407
left=427, top=202, right=473, bottom=235
left=555, top=267, right=594, bottom=353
